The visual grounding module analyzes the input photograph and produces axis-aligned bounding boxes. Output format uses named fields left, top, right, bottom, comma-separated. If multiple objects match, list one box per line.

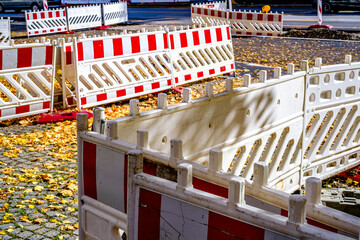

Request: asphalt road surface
left=1, top=6, right=360, bottom=32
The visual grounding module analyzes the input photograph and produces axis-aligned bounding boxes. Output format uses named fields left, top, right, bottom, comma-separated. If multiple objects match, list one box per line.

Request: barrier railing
left=67, top=4, right=102, bottom=30
left=0, top=41, right=57, bottom=121
left=25, top=8, right=68, bottom=37
left=103, top=1, right=128, bottom=26
left=168, top=25, right=234, bottom=86
left=0, top=17, right=11, bottom=46
left=191, top=2, right=284, bottom=37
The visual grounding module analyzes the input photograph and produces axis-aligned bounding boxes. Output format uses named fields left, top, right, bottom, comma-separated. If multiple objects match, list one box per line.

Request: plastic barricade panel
left=67, top=5, right=102, bottom=31
left=169, top=25, right=235, bottom=86
left=70, top=30, right=172, bottom=109
left=25, top=8, right=67, bottom=37
left=103, top=1, right=128, bottom=26
left=0, top=43, right=56, bottom=121
left=0, top=17, right=11, bottom=46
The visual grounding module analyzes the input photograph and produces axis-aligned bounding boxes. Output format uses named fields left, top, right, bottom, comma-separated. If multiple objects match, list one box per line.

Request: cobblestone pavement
left=0, top=35, right=359, bottom=239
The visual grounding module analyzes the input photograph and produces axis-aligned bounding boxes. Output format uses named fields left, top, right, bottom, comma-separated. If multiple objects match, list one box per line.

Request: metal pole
left=318, top=0, right=322, bottom=25
left=228, top=0, right=232, bottom=11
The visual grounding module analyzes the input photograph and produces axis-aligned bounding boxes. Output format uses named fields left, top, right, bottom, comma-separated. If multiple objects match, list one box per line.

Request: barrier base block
left=94, top=26, right=111, bottom=30
left=65, top=30, right=75, bottom=34
left=172, top=87, right=184, bottom=94
left=37, top=111, right=93, bottom=124
left=308, top=24, right=333, bottom=29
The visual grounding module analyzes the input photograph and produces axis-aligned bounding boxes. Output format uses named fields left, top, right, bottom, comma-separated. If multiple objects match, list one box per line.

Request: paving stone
left=24, top=225, right=42, bottom=231
left=44, top=222, right=57, bottom=229
left=28, top=235, right=44, bottom=240
left=44, top=230, right=60, bottom=238
left=35, top=227, right=50, bottom=235
left=17, top=231, right=34, bottom=239
left=0, top=223, right=15, bottom=230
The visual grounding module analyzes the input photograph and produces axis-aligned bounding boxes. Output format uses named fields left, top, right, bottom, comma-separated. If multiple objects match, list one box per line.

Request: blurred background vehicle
left=0, top=0, right=44, bottom=12
left=313, top=0, right=360, bottom=13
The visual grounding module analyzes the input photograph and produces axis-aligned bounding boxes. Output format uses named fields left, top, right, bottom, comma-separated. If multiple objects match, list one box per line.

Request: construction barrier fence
left=0, top=17, right=11, bottom=46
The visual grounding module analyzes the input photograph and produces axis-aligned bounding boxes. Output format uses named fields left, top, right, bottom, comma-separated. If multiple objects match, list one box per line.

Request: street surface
left=1, top=6, right=360, bottom=32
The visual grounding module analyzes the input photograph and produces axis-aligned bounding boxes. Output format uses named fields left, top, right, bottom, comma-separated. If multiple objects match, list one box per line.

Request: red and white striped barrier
left=169, top=25, right=234, bottom=86
left=67, top=30, right=172, bottom=109
left=67, top=5, right=102, bottom=31
left=0, top=17, right=11, bottom=46
left=191, top=3, right=283, bottom=37
left=0, top=43, right=56, bottom=121
left=102, top=1, right=128, bottom=26
left=25, top=8, right=67, bottom=37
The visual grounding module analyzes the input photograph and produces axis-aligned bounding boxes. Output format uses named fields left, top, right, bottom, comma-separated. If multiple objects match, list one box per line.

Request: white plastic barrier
left=191, top=3, right=284, bottom=37
left=0, top=42, right=56, bottom=121
left=130, top=0, right=190, bottom=3
left=103, top=1, right=128, bottom=26
left=67, top=29, right=172, bottom=109
left=303, top=57, right=360, bottom=181
left=67, top=5, right=102, bottom=30
left=25, top=8, right=68, bottom=37
left=0, top=17, right=11, bottom=46
left=127, top=155, right=355, bottom=240
left=169, top=25, right=234, bottom=86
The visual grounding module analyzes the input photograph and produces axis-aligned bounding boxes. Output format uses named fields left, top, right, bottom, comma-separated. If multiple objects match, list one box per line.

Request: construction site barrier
left=191, top=2, right=283, bottom=37
left=169, top=25, right=234, bottom=85
left=67, top=5, right=102, bottom=30
left=77, top=99, right=360, bottom=239
left=102, top=1, right=128, bottom=26
left=0, top=17, right=11, bottom=46
left=25, top=8, right=68, bottom=37
left=0, top=41, right=57, bottom=121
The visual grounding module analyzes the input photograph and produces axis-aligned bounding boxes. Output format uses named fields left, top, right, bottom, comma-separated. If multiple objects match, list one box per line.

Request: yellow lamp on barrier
left=262, top=5, right=270, bottom=13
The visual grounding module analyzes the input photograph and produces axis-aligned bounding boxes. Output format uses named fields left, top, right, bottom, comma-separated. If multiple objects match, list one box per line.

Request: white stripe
left=155, top=33, right=164, bottom=50
left=160, top=80, right=168, bottom=88
left=160, top=195, right=209, bottom=239
left=3, top=49, right=17, bottom=70
left=143, top=83, right=151, bottom=92
left=245, top=196, right=282, bottom=215
left=210, top=28, right=217, bottom=44
left=122, top=37, right=131, bottom=55
left=173, top=33, right=181, bottom=49
left=140, top=35, right=149, bottom=52
left=82, top=41, right=94, bottom=61
left=265, top=230, right=295, bottom=240
left=126, top=87, right=134, bottom=95
left=32, top=46, right=46, bottom=66
left=30, top=102, right=45, bottom=112
left=186, top=31, right=194, bottom=47
left=103, top=39, right=114, bottom=58
left=96, top=146, right=126, bottom=212
left=222, top=26, right=228, bottom=40
left=107, top=91, right=116, bottom=101
left=1, top=108, right=15, bottom=117
left=86, top=95, right=97, bottom=104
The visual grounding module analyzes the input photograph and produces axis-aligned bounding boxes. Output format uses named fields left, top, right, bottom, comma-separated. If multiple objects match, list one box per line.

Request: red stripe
left=175, top=77, right=178, bottom=84
left=138, top=188, right=161, bottom=240
left=281, top=209, right=288, bottom=217
left=268, top=14, right=274, bottom=21
left=40, top=12, right=45, bottom=19
left=67, top=97, right=73, bottom=106
left=197, top=71, right=203, bottom=78
left=45, top=46, right=52, bottom=65
left=152, top=82, right=160, bottom=89
left=167, top=79, right=172, bottom=86
left=77, top=43, right=84, bottom=61
left=16, top=105, right=30, bottom=114
left=279, top=15, right=282, bottom=21
left=220, top=66, right=226, bottom=72
left=131, top=36, right=140, bottom=54
left=93, top=40, right=104, bottom=59
left=231, top=64, right=234, bottom=69
left=247, top=13, right=253, bottom=20
left=204, top=8, right=208, bottom=15
left=307, top=219, right=337, bottom=233
left=246, top=32, right=252, bottom=35
left=0, top=109, right=1, bottom=117
left=204, top=29, right=211, bottom=44
left=180, top=32, right=188, bottom=48
left=191, top=7, right=194, bottom=14
left=184, top=74, right=191, bottom=81
left=123, top=155, right=128, bottom=214
left=113, top=38, right=123, bottom=56
left=192, top=31, right=200, bottom=46
left=17, top=48, right=32, bottom=68
left=208, top=211, right=265, bottom=239
left=117, top=89, right=126, bottom=97
left=197, top=8, right=201, bottom=14
left=257, top=14, right=263, bottom=21
left=96, top=93, right=107, bottom=102
left=217, top=10, right=222, bottom=18
left=83, top=141, right=97, bottom=200
left=0, top=50, right=3, bottom=70
left=48, top=11, right=53, bottom=18
left=43, top=101, right=50, bottom=109
left=209, top=69, right=215, bottom=75
left=81, top=97, right=87, bottom=105
left=229, top=12, right=232, bottom=18
left=215, top=27, right=222, bottom=42
left=63, top=10, right=66, bottom=17
left=56, top=11, right=60, bottom=17
left=66, top=46, right=72, bottom=65
left=193, top=177, right=228, bottom=198
left=227, top=26, right=231, bottom=40
left=237, top=12, right=242, bottom=19
left=267, top=33, right=273, bottom=36
left=35, top=31, right=39, bottom=34
left=147, top=34, right=156, bottom=51
left=257, top=32, right=263, bottom=36
left=211, top=9, right=215, bottom=16
left=42, top=30, right=46, bottom=33
left=163, top=33, right=168, bottom=49
left=33, top=13, right=37, bottom=20
left=26, top=14, right=29, bottom=21
left=143, top=160, right=157, bottom=176
left=170, top=34, right=174, bottom=49
left=135, top=85, right=144, bottom=93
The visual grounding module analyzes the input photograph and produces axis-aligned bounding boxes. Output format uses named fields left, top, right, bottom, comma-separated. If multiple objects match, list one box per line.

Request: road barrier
left=169, top=25, right=234, bottom=86
left=25, top=2, right=128, bottom=37
left=67, top=5, right=102, bottom=30
left=191, top=2, right=283, bottom=37
left=0, top=17, right=11, bottom=46
left=103, top=1, right=128, bottom=26
left=25, top=8, right=68, bottom=37
left=0, top=41, right=57, bottom=121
